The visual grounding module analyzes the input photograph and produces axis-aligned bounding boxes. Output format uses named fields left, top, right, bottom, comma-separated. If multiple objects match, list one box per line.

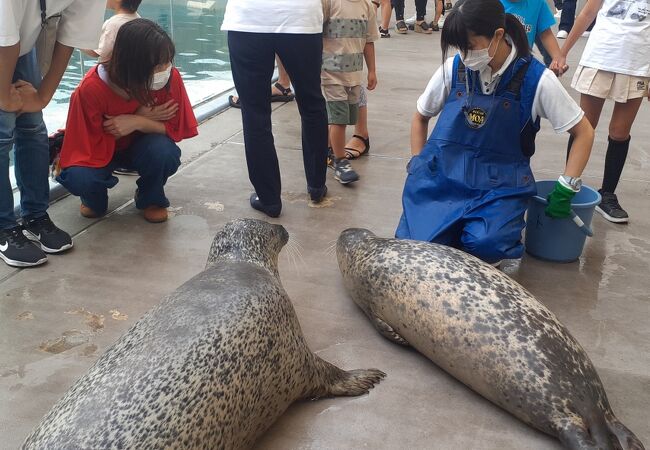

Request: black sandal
left=228, top=83, right=294, bottom=110
left=271, top=82, right=295, bottom=103
left=228, top=95, right=241, bottom=109
left=344, top=135, right=370, bottom=159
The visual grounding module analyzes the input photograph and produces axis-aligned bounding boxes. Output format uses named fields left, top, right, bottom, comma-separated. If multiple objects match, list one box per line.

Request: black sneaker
left=596, top=191, right=629, bottom=223
left=308, top=185, right=328, bottom=203
left=334, top=159, right=360, bottom=184
left=113, top=167, right=138, bottom=176
left=0, top=226, right=48, bottom=267
left=23, top=214, right=73, bottom=253
left=249, top=193, right=282, bottom=218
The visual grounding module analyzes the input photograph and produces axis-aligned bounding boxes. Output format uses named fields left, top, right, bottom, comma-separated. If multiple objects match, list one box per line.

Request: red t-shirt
left=60, top=65, right=198, bottom=169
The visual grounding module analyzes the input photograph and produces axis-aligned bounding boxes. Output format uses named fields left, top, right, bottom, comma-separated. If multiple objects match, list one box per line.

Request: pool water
left=44, top=0, right=233, bottom=131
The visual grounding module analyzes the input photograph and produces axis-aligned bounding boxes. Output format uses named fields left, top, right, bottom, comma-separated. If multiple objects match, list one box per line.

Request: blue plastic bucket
left=525, top=180, right=601, bottom=263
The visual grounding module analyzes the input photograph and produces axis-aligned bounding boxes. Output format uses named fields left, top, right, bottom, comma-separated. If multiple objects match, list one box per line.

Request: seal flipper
left=305, top=357, right=386, bottom=399
left=557, top=418, right=600, bottom=450
left=372, top=316, right=410, bottom=346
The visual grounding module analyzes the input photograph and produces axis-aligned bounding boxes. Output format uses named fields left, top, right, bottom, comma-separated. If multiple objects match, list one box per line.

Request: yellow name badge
left=466, top=107, right=487, bottom=128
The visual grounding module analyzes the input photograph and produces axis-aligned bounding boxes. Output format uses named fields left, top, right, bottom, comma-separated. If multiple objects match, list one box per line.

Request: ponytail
left=505, top=13, right=531, bottom=57
left=441, top=0, right=531, bottom=64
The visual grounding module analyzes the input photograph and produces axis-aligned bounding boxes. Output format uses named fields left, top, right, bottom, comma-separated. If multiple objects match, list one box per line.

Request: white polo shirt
left=0, top=0, right=106, bottom=56
left=221, top=0, right=324, bottom=34
left=417, top=51, right=585, bottom=134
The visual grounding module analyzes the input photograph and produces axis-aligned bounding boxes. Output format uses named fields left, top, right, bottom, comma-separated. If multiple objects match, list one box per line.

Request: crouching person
left=57, top=19, right=198, bottom=223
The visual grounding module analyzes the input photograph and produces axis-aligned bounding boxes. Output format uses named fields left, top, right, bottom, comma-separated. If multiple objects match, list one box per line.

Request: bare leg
left=273, top=56, right=292, bottom=95
left=381, top=0, right=391, bottom=29
left=609, top=97, right=643, bottom=141
left=344, top=105, right=369, bottom=156
left=329, top=124, right=348, bottom=160
left=433, top=0, right=443, bottom=26
left=580, top=93, right=607, bottom=129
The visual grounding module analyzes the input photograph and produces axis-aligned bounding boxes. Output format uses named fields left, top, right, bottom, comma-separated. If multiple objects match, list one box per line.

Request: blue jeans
left=56, top=134, right=181, bottom=215
left=0, top=50, right=50, bottom=229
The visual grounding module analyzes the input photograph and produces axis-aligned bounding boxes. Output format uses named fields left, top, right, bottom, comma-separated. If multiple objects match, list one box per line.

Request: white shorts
left=572, top=66, right=650, bottom=103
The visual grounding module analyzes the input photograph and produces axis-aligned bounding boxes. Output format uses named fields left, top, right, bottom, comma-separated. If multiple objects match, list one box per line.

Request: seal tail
left=603, top=412, right=646, bottom=450
left=557, top=414, right=645, bottom=450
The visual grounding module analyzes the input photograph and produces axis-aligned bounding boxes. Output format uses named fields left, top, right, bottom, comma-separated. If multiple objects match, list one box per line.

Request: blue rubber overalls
left=396, top=55, right=546, bottom=263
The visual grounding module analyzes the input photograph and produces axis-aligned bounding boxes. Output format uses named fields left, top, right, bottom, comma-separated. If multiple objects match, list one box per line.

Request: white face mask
left=150, top=65, right=172, bottom=91
left=460, top=36, right=499, bottom=72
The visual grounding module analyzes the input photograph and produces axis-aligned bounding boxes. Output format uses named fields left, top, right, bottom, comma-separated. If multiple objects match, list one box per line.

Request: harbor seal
left=337, top=229, right=644, bottom=450
left=22, top=219, right=385, bottom=450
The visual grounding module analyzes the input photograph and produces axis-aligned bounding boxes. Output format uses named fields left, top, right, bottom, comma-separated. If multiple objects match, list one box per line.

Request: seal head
left=206, top=218, right=289, bottom=276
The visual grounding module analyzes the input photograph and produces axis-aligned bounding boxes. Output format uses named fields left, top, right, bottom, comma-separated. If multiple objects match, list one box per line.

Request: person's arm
left=564, top=117, right=594, bottom=178
left=103, top=114, right=166, bottom=139
left=364, top=42, right=377, bottom=90
left=159, top=69, right=198, bottom=141
left=555, top=0, right=603, bottom=70
left=16, top=41, right=74, bottom=112
left=411, top=112, right=432, bottom=155
left=0, top=43, right=22, bottom=112
left=540, top=29, right=568, bottom=75
left=409, top=59, right=454, bottom=155
left=81, top=49, right=100, bottom=58
left=545, top=117, right=594, bottom=218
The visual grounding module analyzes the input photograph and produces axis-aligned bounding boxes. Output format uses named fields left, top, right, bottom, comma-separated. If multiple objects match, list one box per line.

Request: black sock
left=566, top=135, right=574, bottom=163
left=601, top=136, right=630, bottom=193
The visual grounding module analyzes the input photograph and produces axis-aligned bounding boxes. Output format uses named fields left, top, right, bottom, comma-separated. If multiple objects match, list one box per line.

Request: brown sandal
left=344, top=135, right=370, bottom=159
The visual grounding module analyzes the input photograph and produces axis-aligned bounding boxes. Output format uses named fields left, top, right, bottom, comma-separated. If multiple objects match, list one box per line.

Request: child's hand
left=136, top=100, right=179, bottom=122
left=0, top=85, right=23, bottom=113
left=14, top=80, right=44, bottom=113
left=367, top=72, right=378, bottom=90
left=103, top=114, right=141, bottom=139
left=550, top=56, right=569, bottom=77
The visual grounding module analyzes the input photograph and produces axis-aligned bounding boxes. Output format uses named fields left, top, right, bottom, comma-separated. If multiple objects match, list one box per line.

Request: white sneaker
left=557, top=30, right=569, bottom=39
left=582, top=31, right=591, bottom=37
left=554, top=9, right=562, bottom=18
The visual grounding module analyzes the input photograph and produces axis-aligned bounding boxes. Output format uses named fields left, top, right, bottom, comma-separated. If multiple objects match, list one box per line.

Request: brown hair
left=106, top=18, right=175, bottom=105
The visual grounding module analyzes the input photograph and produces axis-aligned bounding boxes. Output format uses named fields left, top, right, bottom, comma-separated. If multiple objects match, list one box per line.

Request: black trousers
left=228, top=31, right=328, bottom=206
left=392, top=0, right=428, bottom=21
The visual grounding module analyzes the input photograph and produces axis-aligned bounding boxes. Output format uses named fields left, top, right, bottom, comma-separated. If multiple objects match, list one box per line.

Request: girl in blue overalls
left=396, top=0, right=595, bottom=264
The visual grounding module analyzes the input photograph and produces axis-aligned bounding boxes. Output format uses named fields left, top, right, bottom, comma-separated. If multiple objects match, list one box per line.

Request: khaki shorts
left=323, top=84, right=361, bottom=125
left=572, top=66, right=650, bottom=103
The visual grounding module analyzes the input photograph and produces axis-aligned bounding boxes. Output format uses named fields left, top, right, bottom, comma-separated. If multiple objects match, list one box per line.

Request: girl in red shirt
left=57, top=19, right=198, bottom=223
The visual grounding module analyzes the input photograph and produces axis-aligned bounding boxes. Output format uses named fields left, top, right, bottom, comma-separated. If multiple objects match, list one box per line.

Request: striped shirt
left=322, top=0, right=379, bottom=87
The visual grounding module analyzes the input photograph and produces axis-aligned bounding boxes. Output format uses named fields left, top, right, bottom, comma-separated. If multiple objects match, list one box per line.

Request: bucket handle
left=536, top=198, right=594, bottom=237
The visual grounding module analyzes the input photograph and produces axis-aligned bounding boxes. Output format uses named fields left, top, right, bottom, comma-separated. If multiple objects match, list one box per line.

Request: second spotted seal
left=337, top=229, right=644, bottom=450
left=22, top=219, right=385, bottom=450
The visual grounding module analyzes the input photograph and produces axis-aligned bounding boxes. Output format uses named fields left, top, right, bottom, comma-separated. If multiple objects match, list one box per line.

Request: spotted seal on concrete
left=22, top=219, right=385, bottom=450
left=337, top=229, right=644, bottom=450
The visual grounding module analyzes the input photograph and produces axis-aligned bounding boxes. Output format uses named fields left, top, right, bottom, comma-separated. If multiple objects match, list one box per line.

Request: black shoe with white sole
left=333, top=158, right=360, bottom=184
left=249, top=193, right=282, bottom=218
left=23, top=214, right=73, bottom=253
left=596, top=190, right=629, bottom=223
left=0, top=226, right=48, bottom=267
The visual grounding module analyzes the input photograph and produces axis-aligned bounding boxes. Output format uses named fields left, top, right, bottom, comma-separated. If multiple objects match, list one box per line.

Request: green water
left=46, top=0, right=232, bottom=129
